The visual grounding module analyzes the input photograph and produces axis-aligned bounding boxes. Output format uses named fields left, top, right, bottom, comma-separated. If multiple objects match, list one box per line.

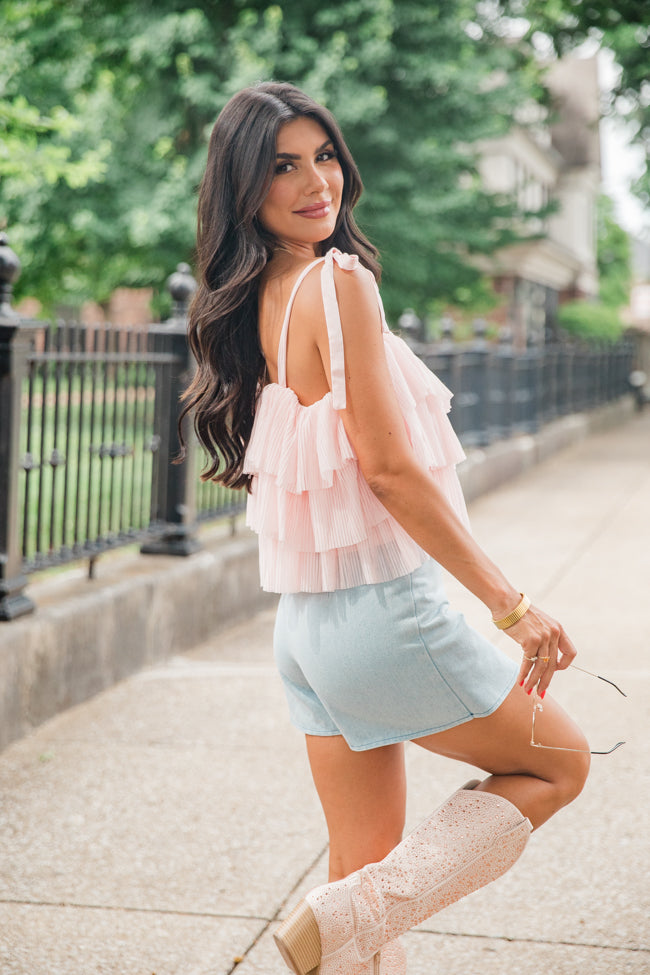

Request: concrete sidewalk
left=0, top=411, right=648, bottom=975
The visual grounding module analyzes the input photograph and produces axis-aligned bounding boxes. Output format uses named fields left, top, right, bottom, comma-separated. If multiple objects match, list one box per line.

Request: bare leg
left=305, top=736, right=407, bottom=881
left=277, top=724, right=535, bottom=975
left=412, top=684, right=591, bottom=829
left=304, top=684, right=589, bottom=878
left=276, top=690, right=588, bottom=974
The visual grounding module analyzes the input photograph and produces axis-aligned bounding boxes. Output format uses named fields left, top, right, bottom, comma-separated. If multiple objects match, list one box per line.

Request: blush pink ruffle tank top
left=243, top=247, right=469, bottom=593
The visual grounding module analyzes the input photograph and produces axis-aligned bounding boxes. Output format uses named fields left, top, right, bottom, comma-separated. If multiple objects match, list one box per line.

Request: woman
left=181, top=82, right=590, bottom=975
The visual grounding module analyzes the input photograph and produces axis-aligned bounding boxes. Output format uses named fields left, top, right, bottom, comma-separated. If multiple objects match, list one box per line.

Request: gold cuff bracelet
left=492, top=593, right=531, bottom=630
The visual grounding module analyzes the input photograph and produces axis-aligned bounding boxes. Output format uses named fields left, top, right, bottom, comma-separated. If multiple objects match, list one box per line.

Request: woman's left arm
left=327, top=266, right=576, bottom=695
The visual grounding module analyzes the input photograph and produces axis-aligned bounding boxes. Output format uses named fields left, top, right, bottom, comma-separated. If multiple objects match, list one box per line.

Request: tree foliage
left=1, top=0, right=542, bottom=318
left=0, top=16, right=110, bottom=192
left=596, top=195, right=632, bottom=309
left=557, top=300, right=625, bottom=344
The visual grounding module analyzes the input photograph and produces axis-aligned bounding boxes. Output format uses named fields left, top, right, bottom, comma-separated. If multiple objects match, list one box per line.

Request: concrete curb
left=0, top=395, right=636, bottom=751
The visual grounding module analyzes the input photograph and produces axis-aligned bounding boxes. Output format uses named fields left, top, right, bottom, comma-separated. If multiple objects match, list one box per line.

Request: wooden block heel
left=274, top=900, right=321, bottom=975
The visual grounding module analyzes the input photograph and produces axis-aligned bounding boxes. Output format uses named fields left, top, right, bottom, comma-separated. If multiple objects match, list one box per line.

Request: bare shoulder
left=292, top=255, right=376, bottom=307
left=259, top=257, right=324, bottom=337
left=332, top=259, right=377, bottom=298
left=331, top=261, right=383, bottom=340
left=288, top=261, right=328, bottom=335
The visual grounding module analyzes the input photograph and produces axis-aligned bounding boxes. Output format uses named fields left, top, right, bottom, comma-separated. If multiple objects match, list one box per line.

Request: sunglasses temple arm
left=590, top=741, right=626, bottom=755
left=571, top=665, right=628, bottom=697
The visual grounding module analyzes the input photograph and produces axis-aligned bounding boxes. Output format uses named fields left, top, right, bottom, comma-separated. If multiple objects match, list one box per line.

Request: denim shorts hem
left=288, top=668, right=518, bottom=752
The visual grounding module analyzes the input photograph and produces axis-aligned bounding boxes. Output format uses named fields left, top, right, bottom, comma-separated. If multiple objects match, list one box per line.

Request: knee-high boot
left=274, top=787, right=531, bottom=975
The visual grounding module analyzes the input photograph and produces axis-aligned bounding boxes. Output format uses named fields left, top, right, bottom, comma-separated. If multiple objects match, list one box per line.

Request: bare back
left=258, top=258, right=333, bottom=406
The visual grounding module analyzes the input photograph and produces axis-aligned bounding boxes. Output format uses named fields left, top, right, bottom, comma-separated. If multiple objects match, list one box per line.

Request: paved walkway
left=0, top=411, right=648, bottom=975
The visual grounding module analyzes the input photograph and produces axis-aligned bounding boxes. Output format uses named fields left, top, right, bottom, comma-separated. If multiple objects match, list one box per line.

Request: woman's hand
left=506, top=604, right=577, bottom=697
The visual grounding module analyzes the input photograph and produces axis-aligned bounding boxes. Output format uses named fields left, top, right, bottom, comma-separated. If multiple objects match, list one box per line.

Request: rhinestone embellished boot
left=274, top=787, right=531, bottom=975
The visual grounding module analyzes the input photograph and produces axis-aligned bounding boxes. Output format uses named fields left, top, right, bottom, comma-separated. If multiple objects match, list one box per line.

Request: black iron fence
left=414, top=327, right=635, bottom=448
left=0, top=233, right=637, bottom=620
left=0, top=237, right=243, bottom=620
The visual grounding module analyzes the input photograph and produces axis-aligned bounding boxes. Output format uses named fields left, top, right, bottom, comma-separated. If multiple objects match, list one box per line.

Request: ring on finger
left=525, top=655, right=538, bottom=662
left=539, top=656, right=550, bottom=662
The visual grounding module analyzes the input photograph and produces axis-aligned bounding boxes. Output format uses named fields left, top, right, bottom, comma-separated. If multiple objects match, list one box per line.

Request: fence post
left=489, top=328, right=514, bottom=441
left=140, top=263, right=200, bottom=557
left=471, top=318, right=491, bottom=446
left=450, top=319, right=490, bottom=446
left=0, top=234, right=37, bottom=619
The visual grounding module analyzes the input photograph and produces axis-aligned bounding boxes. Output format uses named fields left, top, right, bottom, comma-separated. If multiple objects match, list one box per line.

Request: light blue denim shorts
left=273, top=558, right=518, bottom=751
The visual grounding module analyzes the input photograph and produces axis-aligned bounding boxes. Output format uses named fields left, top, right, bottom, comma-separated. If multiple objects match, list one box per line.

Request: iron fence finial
left=0, top=232, right=21, bottom=319
left=166, top=262, right=197, bottom=322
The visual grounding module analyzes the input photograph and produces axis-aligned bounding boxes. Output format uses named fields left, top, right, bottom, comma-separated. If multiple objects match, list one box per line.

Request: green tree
left=1, top=0, right=541, bottom=319
left=1, top=1, right=223, bottom=310
left=0, top=16, right=111, bottom=249
left=597, top=195, right=632, bottom=309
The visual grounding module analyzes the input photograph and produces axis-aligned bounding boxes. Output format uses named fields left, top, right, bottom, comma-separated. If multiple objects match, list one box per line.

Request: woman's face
left=257, top=116, right=344, bottom=255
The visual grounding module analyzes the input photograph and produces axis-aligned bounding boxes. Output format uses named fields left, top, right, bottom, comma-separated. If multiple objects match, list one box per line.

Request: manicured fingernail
left=527, top=688, right=533, bottom=695
left=519, top=679, right=525, bottom=687
left=540, top=690, right=546, bottom=699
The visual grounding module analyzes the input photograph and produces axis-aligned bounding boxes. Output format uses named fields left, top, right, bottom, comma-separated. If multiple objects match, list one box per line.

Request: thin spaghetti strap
left=277, top=256, right=325, bottom=387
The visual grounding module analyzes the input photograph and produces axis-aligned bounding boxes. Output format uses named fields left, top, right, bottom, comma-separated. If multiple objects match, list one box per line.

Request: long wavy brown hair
left=179, top=82, right=381, bottom=489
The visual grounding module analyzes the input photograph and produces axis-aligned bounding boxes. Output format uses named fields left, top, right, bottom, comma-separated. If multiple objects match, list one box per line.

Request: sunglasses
left=531, top=665, right=627, bottom=756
